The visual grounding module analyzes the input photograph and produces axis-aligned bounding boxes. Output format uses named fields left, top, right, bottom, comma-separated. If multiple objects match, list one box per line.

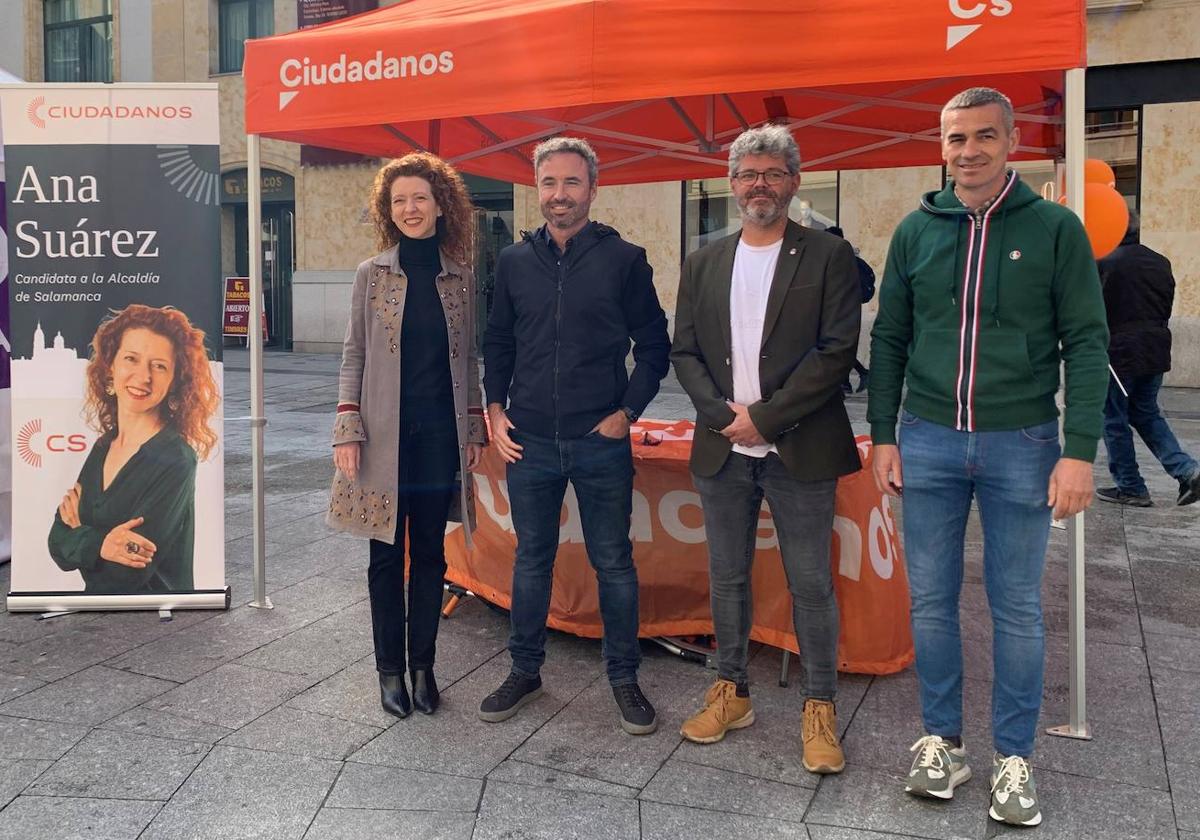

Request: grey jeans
left=692, top=453, right=839, bottom=699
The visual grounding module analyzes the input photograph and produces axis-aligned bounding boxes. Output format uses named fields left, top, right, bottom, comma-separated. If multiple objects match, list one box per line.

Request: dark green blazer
left=671, top=219, right=863, bottom=480
left=48, top=427, right=198, bottom=594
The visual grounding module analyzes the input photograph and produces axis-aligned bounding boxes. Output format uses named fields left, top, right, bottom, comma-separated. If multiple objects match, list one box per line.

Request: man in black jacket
left=479, top=137, right=670, bottom=734
left=1097, top=210, right=1200, bottom=507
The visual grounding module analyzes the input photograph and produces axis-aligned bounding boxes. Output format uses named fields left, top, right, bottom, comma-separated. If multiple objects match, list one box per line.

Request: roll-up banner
left=1, top=84, right=227, bottom=612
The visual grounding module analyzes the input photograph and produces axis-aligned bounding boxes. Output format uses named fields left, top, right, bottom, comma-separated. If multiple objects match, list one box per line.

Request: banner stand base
left=7, top=588, right=231, bottom=613
left=1046, top=723, right=1093, bottom=741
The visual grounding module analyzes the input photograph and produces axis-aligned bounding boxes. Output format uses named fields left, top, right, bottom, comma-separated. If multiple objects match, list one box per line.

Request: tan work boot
left=802, top=699, right=845, bottom=773
left=680, top=679, right=755, bottom=744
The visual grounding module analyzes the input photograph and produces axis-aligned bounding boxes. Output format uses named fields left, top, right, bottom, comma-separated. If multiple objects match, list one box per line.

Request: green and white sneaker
left=990, top=753, right=1042, bottom=826
left=905, top=735, right=972, bottom=799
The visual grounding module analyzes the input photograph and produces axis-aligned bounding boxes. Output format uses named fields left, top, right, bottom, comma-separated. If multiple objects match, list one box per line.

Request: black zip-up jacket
left=1099, top=232, right=1175, bottom=379
left=483, top=221, right=670, bottom=439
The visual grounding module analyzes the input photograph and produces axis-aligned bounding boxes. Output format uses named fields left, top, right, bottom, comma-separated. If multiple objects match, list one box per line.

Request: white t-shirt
left=729, top=238, right=782, bottom=458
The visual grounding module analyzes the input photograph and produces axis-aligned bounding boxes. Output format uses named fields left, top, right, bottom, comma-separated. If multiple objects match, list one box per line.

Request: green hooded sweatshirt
left=867, top=171, right=1109, bottom=462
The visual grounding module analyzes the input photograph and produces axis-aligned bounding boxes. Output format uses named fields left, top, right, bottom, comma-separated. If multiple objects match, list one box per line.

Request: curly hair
left=370, top=152, right=475, bottom=266
left=83, top=304, right=220, bottom=461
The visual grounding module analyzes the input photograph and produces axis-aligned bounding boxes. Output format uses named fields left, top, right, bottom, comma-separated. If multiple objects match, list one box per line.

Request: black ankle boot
left=410, top=668, right=439, bottom=715
left=379, top=673, right=412, bottom=718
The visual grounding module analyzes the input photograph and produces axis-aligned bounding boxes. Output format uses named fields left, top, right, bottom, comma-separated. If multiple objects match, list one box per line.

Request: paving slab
left=1172, top=761, right=1200, bottom=834
left=99, top=707, right=234, bottom=745
left=0, top=759, right=51, bottom=809
left=1145, top=631, right=1200, bottom=673
left=219, top=706, right=382, bottom=760
left=485, top=758, right=640, bottom=799
left=301, top=808, right=476, bottom=840
left=510, top=648, right=710, bottom=788
left=0, top=625, right=146, bottom=682
left=983, top=767, right=1178, bottom=840
left=0, top=670, right=45, bottom=704
left=0, top=795, right=161, bottom=840
left=640, top=801, right=809, bottom=840
left=805, top=827, right=918, bottom=840
left=140, top=745, right=340, bottom=840
left=472, top=780, right=640, bottom=840
left=1157, top=708, right=1200, bottom=768
left=108, top=575, right=368, bottom=683
left=837, top=671, right=992, bottom=776
left=804, top=763, right=987, bottom=840
left=639, top=757, right=812, bottom=823
left=348, top=635, right=601, bottom=779
left=0, top=664, right=175, bottom=726
left=0, top=714, right=90, bottom=760
left=25, top=729, right=208, bottom=801
left=284, top=655, right=401, bottom=729
left=146, top=663, right=316, bottom=729
left=1149, top=660, right=1200, bottom=714
left=234, top=601, right=374, bottom=681
left=324, top=762, right=481, bottom=811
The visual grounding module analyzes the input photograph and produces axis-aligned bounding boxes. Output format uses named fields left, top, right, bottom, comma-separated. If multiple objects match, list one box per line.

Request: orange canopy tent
left=240, top=0, right=1093, bottom=731
left=243, top=0, right=1086, bottom=184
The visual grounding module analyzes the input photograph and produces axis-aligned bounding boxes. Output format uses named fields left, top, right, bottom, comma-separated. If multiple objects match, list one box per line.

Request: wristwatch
left=620, top=406, right=639, bottom=423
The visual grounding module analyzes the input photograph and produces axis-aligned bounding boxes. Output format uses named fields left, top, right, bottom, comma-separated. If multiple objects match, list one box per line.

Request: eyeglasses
left=732, top=168, right=792, bottom=185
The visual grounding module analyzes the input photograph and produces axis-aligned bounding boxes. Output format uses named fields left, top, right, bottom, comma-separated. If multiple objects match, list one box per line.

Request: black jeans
left=691, top=453, right=839, bottom=700
left=368, top=412, right=459, bottom=675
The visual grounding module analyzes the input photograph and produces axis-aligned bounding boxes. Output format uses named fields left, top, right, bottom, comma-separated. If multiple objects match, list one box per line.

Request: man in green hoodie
left=867, top=87, right=1109, bottom=828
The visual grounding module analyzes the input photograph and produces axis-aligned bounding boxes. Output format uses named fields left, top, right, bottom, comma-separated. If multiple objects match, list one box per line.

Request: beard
left=737, top=189, right=787, bottom=226
left=541, top=198, right=586, bottom=230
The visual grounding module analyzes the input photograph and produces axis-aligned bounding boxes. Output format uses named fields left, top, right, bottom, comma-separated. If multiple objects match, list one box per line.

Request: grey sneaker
left=905, top=735, right=972, bottom=799
left=990, top=753, right=1042, bottom=826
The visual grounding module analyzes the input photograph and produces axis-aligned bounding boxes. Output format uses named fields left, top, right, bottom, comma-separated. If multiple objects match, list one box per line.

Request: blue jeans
left=1103, top=374, right=1199, bottom=496
left=898, top=411, right=1059, bottom=757
left=505, top=429, right=641, bottom=686
left=692, top=454, right=839, bottom=700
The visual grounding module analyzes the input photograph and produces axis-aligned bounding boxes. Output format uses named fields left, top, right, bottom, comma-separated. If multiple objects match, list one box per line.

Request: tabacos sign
left=947, top=0, right=1013, bottom=50
left=277, top=49, right=455, bottom=110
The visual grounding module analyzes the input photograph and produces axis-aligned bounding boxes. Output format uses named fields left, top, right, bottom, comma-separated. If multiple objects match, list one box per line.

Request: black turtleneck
left=399, top=234, right=454, bottom=429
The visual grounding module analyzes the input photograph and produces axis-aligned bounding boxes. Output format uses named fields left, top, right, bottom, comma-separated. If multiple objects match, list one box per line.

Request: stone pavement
left=1, top=347, right=1197, bottom=840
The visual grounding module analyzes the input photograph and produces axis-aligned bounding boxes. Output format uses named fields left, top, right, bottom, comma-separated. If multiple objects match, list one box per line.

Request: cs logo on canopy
left=947, top=0, right=1014, bottom=51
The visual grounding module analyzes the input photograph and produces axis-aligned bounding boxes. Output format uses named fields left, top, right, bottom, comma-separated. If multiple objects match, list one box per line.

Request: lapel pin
left=789, top=247, right=797, bottom=255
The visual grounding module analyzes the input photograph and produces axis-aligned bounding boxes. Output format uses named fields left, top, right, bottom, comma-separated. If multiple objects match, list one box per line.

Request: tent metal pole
left=1047, top=66, right=1089, bottom=740
left=246, top=133, right=273, bottom=611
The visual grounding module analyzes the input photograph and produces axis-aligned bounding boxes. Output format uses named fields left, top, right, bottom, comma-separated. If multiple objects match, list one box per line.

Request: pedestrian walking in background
left=1096, top=210, right=1200, bottom=507
left=827, top=225, right=875, bottom=394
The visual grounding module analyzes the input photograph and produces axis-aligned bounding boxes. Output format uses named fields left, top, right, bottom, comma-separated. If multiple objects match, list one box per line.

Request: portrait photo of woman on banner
left=47, top=304, right=220, bottom=594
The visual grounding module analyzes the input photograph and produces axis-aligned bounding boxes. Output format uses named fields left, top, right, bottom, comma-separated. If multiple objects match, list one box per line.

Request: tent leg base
left=248, top=597, right=274, bottom=610
left=1045, top=723, right=1093, bottom=741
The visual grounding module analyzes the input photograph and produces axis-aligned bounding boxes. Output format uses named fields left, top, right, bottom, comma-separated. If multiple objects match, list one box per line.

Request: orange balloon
left=1082, top=182, right=1128, bottom=259
left=1084, top=158, right=1116, bottom=188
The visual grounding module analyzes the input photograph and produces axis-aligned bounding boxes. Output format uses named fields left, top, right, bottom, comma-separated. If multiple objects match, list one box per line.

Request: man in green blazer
left=671, top=125, right=861, bottom=774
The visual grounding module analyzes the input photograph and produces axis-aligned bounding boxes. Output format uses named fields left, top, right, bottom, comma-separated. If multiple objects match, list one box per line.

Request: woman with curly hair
left=48, top=304, right=220, bottom=594
left=327, top=152, right=488, bottom=718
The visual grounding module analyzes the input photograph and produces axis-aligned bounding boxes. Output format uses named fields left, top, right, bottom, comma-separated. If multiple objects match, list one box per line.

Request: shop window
left=683, top=170, right=838, bottom=257
left=43, top=0, right=113, bottom=82
left=218, top=0, right=274, bottom=74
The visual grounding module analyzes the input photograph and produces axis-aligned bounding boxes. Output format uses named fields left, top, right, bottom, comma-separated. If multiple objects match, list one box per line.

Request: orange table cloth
left=445, top=420, right=914, bottom=675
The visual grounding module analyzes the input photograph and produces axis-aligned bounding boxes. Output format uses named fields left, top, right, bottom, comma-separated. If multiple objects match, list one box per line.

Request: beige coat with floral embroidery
left=327, top=243, right=488, bottom=545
